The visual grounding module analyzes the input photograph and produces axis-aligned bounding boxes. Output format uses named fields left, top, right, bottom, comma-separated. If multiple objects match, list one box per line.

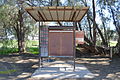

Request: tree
left=12, top=0, right=37, bottom=53
left=92, top=0, right=97, bottom=47
left=97, top=0, right=120, bottom=53
left=0, top=0, right=37, bottom=53
left=107, top=0, right=120, bottom=53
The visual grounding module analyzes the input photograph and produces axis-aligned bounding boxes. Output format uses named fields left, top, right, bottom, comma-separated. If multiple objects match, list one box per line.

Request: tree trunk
left=50, top=0, right=53, bottom=6
left=56, top=0, right=59, bottom=6
left=92, top=0, right=96, bottom=46
left=117, top=38, right=120, bottom=55
left=18, top=10, right=25, bottom=53
left=96, top=24, right=108, bottom=46
left=102, top=21, right=108, bottom=46
left=87, top=14, right=93, bottom=41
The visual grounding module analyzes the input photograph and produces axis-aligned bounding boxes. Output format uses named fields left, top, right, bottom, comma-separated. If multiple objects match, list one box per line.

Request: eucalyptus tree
left=0, top=4, right=14, bottom=39
left=0, top=6, right=7, bottom=40
left=0, top=0, right=10, bottom=40
left=107, top=0, right=120, bottom=53
left=11, top=0, right=40, bottom=53
left=0, top=0, right=40, bottom=53
left=81, top=0, right=111, bottom=47
left=97, top=0, right=120, bottom=53
left=63, top=0, right=114, bottom=54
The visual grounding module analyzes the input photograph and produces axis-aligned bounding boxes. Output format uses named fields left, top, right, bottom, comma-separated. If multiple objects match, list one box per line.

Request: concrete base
left=32, top=60, right=95, bottom=79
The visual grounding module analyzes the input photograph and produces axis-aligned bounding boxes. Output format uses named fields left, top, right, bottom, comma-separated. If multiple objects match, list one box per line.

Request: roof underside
left=25, top=6, right=89, bottom=22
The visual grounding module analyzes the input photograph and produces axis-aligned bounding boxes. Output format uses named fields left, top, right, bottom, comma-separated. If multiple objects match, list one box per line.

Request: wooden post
left=73, top=22, right=76, bottom=71
left=38, top=20, right=43, bottom=68
left=38, top=21, right=41, bottom=67
left=110, top=47, right=113, bottom=59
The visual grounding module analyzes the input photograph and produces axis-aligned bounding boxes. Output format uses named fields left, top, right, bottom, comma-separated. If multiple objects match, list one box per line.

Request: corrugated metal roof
left=25, top=6, right=89, bottom=22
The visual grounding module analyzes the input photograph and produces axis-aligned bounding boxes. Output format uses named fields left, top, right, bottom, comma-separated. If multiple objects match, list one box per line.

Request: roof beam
left=71, top=11, right=76, bottom=21
left=25, top=6, right=89, bottom=10
left=35, top=20, right=79, bottom=22
left=26, top=11, right=37, bottom=21
left=47, top=8, right=88, bottom=11
left=56, top=6, right=59, bottom=21
left=74, top=10, right=81, bottom=21
left=63, top=6, right=65, bottom=21
left=78, top=8, right=89, bottom=22
left=40, top=9, right=47, bottom=21
left=38, top=11, right=45, bottom=21
left=69, top=7, right=74, bottom=21
left=48, top=7, right=53, bottom=21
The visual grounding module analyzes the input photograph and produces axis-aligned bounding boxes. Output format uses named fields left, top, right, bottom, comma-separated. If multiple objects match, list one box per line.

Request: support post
left=110, top=47, right=113, bottom=59
left=73, top=22, right=76, bottom=71
left=38, top=21, right=43, bottom=68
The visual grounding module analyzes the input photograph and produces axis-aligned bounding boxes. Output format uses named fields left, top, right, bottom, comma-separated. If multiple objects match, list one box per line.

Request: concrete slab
left=32, top=60, right=95, bottom=79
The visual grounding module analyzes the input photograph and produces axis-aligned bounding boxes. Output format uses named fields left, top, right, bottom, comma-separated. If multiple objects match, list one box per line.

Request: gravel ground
left=0, top=53, right=120, bottom=80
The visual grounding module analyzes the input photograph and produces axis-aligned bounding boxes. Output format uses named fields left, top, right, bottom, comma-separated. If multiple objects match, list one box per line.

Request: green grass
left=0, top=69, right=17, bottom=74
left=0, top=40, right=39, bottom=55
left=26, top=40, right=39, bottom=54
left=26, top=47, right=39, bottom=54
left=0, top=47, right=39, bottom=55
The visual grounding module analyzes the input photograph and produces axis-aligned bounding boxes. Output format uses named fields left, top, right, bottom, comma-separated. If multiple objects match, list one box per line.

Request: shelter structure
left=25, top=6, right=89, bottom=70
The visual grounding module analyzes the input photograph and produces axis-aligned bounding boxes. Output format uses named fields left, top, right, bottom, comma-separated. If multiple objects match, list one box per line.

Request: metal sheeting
left=40, top=26, right=48, bottom=57
left=48, top=30, right=74, bottom=57
left=76, top=31, right=84, bottom=44
left=25, top=6, right=89, bottom=22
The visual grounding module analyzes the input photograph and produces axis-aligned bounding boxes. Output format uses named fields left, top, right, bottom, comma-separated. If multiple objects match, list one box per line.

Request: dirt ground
left=0, top=53, right=120, bottom=80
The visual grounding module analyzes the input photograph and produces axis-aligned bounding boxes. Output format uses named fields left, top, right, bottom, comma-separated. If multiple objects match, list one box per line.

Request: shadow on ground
left=0, top=53, right=120, bottom=80
left=0, top=53, right=39, bottom=80
left=76, top=49, right=120, bottom=80
left=76, top=57, right=120, bottom=80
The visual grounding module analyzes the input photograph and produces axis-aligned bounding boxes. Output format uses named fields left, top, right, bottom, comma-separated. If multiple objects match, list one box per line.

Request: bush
left=26, top=47, right=39, bottom=54
left=26, top=40, right=38, bottom=48
left=0, top=47, right=18, bottom=55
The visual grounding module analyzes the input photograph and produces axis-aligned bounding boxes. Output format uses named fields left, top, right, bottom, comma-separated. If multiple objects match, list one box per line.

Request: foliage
left=0, top=40, right=18, bottom=55
left=1, top=40, right=17, bottom=48
left=0, top=48, right=18, bottom=55
left=26, top=40, right=38, bottom=47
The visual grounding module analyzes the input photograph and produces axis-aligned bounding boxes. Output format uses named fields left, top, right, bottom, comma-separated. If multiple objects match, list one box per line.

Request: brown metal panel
left=61, top=32, right=73, bottom=56
left=48, top=30, right=74, bottom=57
left=49, top=32, right=61, bottom=56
